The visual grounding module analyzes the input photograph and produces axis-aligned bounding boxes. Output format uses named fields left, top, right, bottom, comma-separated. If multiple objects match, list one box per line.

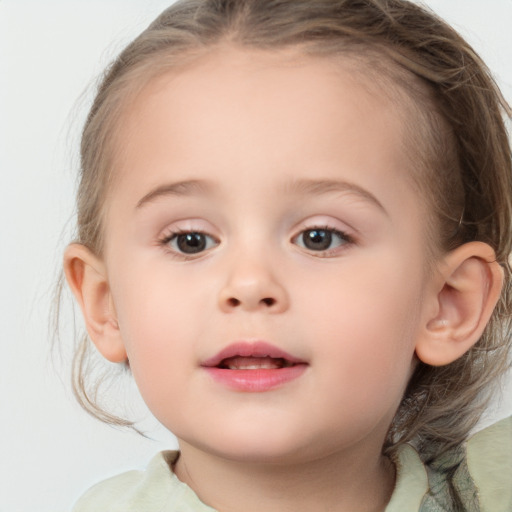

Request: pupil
left=177, top=233, right=206, bottom=254
left=304, top=229, right=332, bottom=250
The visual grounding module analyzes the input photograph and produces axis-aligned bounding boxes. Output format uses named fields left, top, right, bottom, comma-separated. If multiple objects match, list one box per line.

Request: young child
left=62, top=0, right=512, bottom=510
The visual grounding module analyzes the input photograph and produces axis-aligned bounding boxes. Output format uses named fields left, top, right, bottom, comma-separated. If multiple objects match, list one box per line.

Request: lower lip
left=203, top=365, right=308, bottom=392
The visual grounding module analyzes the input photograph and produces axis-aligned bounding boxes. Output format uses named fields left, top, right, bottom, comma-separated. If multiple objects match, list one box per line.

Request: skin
left=65, top=48, right=503, bottom=512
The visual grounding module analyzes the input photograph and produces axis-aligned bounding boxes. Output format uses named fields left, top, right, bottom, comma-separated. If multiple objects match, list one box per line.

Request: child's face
left=102, top=49, right=436, bottom=463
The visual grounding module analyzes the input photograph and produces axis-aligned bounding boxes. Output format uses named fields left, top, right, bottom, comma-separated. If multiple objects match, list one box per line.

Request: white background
left=1, top=2, right=512, bottom=511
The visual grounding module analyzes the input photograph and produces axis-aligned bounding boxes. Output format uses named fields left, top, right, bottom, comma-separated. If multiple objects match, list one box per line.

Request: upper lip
left=201, top=341, right=307, bottom=368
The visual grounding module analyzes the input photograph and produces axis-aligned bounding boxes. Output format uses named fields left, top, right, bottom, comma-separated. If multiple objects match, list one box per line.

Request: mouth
left=201, top=341, right=308, bottom=392
left=202, top=340, right=306, bottom=369
left=217, top=356, right=296, bottom=370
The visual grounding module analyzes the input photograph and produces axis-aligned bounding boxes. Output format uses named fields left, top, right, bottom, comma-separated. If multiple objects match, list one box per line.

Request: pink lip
left=201, top=341, right=308, bottom=392
left=202, top=341, right=305, bottom=367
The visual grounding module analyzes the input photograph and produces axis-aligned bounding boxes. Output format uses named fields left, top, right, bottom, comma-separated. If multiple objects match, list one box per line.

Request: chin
left=210, top=444, right=311, bottom=465
left=178, top=424, right=336, bottom=466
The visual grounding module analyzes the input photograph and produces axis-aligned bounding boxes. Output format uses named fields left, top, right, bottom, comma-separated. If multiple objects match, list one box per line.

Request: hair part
left=66, top=0, right=512, bottom=460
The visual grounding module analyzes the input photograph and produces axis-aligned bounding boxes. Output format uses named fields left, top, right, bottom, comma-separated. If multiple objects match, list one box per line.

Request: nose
left=218, top=257, right=289, bottom=314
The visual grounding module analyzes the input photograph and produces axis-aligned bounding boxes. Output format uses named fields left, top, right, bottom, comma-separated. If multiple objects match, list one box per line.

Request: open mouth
left=202, top=341, right=307, bottom=391
left=202, top=341, right=306, bottom=369
left=217, top=356, right=296, bottom=370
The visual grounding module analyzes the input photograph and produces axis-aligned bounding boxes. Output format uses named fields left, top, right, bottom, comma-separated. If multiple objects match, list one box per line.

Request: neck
left=174, top=441, right=395, bottom=512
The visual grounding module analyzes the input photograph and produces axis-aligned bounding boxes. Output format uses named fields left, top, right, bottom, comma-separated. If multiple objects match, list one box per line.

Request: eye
left=294, top=228, right=351, bottom=253
left=165, top=231, right=218, bottom=255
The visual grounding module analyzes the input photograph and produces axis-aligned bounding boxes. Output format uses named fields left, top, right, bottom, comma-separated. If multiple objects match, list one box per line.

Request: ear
left=415, top=242, right=503, bottom=366
left=63, top=244, right=127, bottom=363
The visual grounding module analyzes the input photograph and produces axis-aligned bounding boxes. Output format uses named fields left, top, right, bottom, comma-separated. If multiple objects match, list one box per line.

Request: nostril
left=223, top=296, right=279, bottom=309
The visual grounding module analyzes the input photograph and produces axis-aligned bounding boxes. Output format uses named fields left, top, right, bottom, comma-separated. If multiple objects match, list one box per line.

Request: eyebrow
left=135, top=177, right=387, bottom=215
left=285, top=178, right=388, bottom=215
left=136, top=179, right=213, bottom=208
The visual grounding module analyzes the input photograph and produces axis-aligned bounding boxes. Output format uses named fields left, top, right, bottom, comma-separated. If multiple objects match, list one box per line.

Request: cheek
left=299, top=249, right=424, bottom=337
left=113, top=257, right=210, bottom=334
left=109, top=264, right=207, bottom=387
left=298, top=254, right=424, bottom=390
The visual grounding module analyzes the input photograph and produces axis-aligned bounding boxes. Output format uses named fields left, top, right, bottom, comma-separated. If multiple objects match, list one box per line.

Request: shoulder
left=386, top=416, right=512, bottom=512
left=72, top=451, right=217, bottom=512
left=466, top=415, right=512, bottom=511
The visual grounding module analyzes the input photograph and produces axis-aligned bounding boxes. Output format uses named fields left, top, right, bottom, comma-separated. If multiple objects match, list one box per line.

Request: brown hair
left=67, top=0, right=512, bottom=459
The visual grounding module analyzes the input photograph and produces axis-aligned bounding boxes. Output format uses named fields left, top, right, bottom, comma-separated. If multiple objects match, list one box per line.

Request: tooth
left=228, top=364, right=271, bottom=370
left=224, top=357, right=286, bottom=370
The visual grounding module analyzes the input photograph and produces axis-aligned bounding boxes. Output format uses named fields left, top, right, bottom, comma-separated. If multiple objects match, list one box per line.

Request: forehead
left=108, top=47, right=425, bottom=222
left=117, top=48, right=414, bottom=163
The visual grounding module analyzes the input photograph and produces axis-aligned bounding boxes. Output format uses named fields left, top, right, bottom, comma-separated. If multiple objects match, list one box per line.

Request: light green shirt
left=72, top=416, right=512, bottom=512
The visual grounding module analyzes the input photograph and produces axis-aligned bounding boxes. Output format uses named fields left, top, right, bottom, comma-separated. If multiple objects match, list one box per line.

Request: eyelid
left=293, top=227, right=352, bottom=247
left=157, top=219, right=221, bottom=259
left=292, top=216, right=356, bottom=238
left=159, top=227, right=218, bottom=243
left=159, top=230, right=220, bottom=261
left=158, top=218, right=219, bottom=240
left=290, top=217, right=357, bottom=256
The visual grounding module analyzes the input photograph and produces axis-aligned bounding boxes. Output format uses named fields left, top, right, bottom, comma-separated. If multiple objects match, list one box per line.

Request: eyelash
left=158, top=229, right=219, bottom=259
left=292, top=225, right=354, bottom=257
left=158, top=225, right=355, bottom=259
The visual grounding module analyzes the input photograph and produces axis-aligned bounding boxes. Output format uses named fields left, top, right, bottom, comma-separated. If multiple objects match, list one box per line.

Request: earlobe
left=416, top=242, right=503, bottom=367
left=63, top=244, right=127, bottom=363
